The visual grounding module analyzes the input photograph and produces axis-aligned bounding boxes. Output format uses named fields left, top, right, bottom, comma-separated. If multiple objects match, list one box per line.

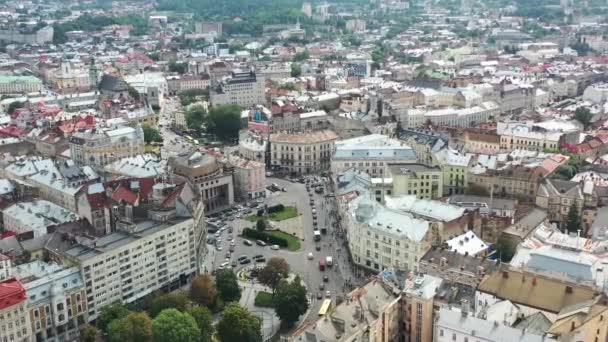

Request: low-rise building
left=69, top=126, right=145, bottom=170
left=238, top=137, right=267, bottom=163
left=3, top=200, right=80, bottom=238
left=0, top=278, right=32, bottom=342
left=498, top=121, right=564, bottom=151
left=419, top=247, right=500, bottom=287
left=104, top=154, right=167, bottom=179
left=469, top=165, right=544, bottom=198
left=270, top=130, right=337, bottom=175
left=536, top=179, right=597, bottom=231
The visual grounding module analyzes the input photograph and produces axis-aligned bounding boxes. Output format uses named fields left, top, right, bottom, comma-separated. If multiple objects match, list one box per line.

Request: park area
left=247, top=205, right=298, bottom=222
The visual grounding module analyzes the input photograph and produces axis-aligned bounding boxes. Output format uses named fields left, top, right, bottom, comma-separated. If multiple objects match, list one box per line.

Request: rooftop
left=3, top=200, right=79, bottom=238
left=384, top=195, right=465, bottom=222
left=445, top=231, right=488, bottom=256
left=0, top=278, right=26, bottom=310
left=270, top=129, right=338, bottom=144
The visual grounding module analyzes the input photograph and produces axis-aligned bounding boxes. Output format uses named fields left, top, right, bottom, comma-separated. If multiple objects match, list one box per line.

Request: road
left=205, top=176, right=362, bottom=327
left=158, top=97, right=194, bottom=157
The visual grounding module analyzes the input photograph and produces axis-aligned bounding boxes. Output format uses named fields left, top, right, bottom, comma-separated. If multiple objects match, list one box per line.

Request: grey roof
left=99, top=74, right=129, bottom=92
left=537, top=179, right=583, bottom=199
left=590, top=206, right=608, bottom=241
left=449, top=195, right=516, bottom=211
left=526, top=251, right=593, bottom=281
left=512, top=312, right=552, bottom=335
left=436, top=308, right=551, bottom=342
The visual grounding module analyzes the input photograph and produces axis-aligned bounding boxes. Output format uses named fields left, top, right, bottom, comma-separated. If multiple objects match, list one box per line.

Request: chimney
left=502, top=271, right=509, bottom=279
left=461, top=299, right=470, bottom=318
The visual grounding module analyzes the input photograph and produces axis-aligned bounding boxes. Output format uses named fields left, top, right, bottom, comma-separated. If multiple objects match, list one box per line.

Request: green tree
left=215, top=269, right=241, bottom=302
left=565, top=201, right=582, bottom=234
left=217, top=303, right=262, bottom=342
left=274, top=276, right=309, bottom=327
left=186, top=105, right=206, bottom=131
left=207, top=105, right=242, bottom=142
left=98, top=302, right=131, bottom=333
left=127, top=86, right=141, bottom=101
left=494, top=235, right=516, bottom=262
left=7, top=101, right=25, bottom=114
left=141, top=124, right=162, bottom=143
left=169, top=59, right=187, bottom=74
left=107, top=312, right=153, bottom=342
left=292, top=50, right=309, bottom=62
left=152, top=309, right=201, bottom=342
left=257, top=257, right=289, bottom=294
left=190, top=274, right=217, bottom=307
left=290, top=63, right=301, bottom=77
left=81, top=324, right=100, bottom=342
left=148, top=292, right=189, bottom=317
left=575, top=107, right=593, bottom=130
left=256, top=219, right=266, bottom=232
left=187, top=306, right=214, bottom=342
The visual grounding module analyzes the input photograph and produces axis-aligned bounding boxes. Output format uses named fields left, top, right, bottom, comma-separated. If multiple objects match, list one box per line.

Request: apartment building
left=52, top=206, right=205, bottom=321
left=3, top=200, right=80, bottom=238
left=0, top=278, right=32, bottom=342
left=536, top=179, right=597, bottom=230
left=238, top=138, right=267, bottom=163
left=468, top=165, right=544, bottom=198
left=463, top=128, right=500, bottom=153
left=270, top=130, right=337, bottom=175
left=170, top=151, right=234, bottom=213
left=402, top=274, right=443, bottom=342
left=228, top=155, right=266, bottom=201
left=0, top=76, right=43, bottom=94
left=498, top=121, right=563, bottom=151
left=211, top=71, right=266, bottom=107
left=12, top=261, right=87, bottom=342
left=419, top=247, right=500, bottom=287
left=387, top=163, right=443, bottom=200
left=434, top=149, right=472, bottom=196
left=331, top=134, right=417, bottom=177
left=69, top=126, right=145, bottom=169
left=404, top=101, right=498, bottom=128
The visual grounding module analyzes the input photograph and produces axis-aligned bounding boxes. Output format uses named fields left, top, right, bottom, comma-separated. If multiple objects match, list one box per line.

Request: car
left=325, top=290, right=331, bottom=298
left=231, top=260, right=238, bottom=267
left=238, top=255, right=248, bottom=261
left=239, top=258, right=251, bottom=265
left=228, top=227, right=234, bottom=233
left=315, top=244, right=321, bottom=251
left=308, top=252, right=314, bottom=260
left=225, top=251, right=231, bottom=259
left=227, top=235, right=233, bottom=241
left=229, top=245, right=235, bottom=252
left=316, top=292, right=323, bottom=300
left=319, top=283, right=325, bottom=290
left=271, top=245, right=280, bottom=250
left=216, top=245, right=223, bottom=251
left=323, top=275, right=329, bottom=282
left=214, top=232, right=221, bottom=238
left=253, top=254, right=264, bottom=260
left=243, top=240, right=253, bottom=246
left=219, top=261, right=230, bottom=269
left=255, top=257, right=266, bottom=263
left=256, top=240, right=267, bottom=247
left=230, top=241, right=236, bottom=246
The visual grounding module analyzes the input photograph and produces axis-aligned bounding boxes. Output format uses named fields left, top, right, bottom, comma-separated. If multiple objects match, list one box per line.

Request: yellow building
left=388, top=163, right=443, bottom=200
left=435, top=149, right=472, bottom=196
left=547, top=299, right=608, bottom=342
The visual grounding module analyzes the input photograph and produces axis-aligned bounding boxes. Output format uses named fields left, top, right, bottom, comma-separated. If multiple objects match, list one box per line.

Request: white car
left=271, top=245, right=280, bottom=250
left=307, top=252, right=314, bottom=260
left=216, top=245, right=223, bottom=251
left=219, top=261, right=230, bottom=269
left=230, top=241, right=236, bottom=247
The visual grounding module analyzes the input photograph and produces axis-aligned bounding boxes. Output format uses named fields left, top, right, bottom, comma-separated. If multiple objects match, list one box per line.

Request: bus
left=318, top=299, right=331, bottom=316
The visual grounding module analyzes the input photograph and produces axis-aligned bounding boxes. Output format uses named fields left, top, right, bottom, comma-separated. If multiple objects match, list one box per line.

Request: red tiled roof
left=160, top=183, right=184, bottom=208
left=111, top=185, right=138, bottom=205
left=0, top=278, right=26, bottom=310
left=87, top=191, right=107, bottom=209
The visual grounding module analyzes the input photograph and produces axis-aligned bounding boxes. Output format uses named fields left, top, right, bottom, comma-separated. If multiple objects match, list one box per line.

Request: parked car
left=316, top=292, right=323, bottom=300
left=308, top=252, right=314, bottom=260
left=239, top=258, right=251, bottom=265
left=323, top=275, right=329, bottom=282
left=255, top=257, right=266, bottom=263
left=325, top=290, right=331, bottom=298
left=253, top=254, right=264, bottom=260
left=231, top=260, right=238, bottom=267
left=238, top=255, right=249, bottom=261
left=256, top=240, right=267, bottom=247
left=315, top=244, right=321, bottom=251
left=319, top=283, right=325, bottom=290
left=219, top=261, right=230, bottom=269
left=271, top=245, right=280, bottom=250
left=243, top=239, right=253, bottom=246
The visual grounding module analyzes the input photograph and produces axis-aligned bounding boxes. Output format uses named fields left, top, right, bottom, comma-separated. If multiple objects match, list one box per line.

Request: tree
left=494, top=235, right=516, bottom=262
left=186, top=105, right=206, bottom=131
left=127, top=86, right=141, bottom=101
left=107, top=312, right=153, bottom=342
left=81, top=325, right=100, bottom=342
left=190, top=274, right=217, bottom=307
left=290, top=63, right=301, bottom=77
left=7, top=101, right=24, bottom=114
left=207, top=105, right=242, bottom=142
left=148, top=292, right=189, bottom=317
left=98, top=302, right=131, bottom=333
left=187, top=306, right=214, bottom=342
left=169, top=59, right=187, bottom=74
left=256, top=219, right=266, bottom=232
left=217, top=303, right=263, bottom=342
left=142, top=124, right=162, bottom=143
left=292, top=50, right=309, bottom=62
left=152, top=309, right=201, bottom=342
left=274, top=276, right=309, bottom=327
left=257, top=257, right=289, bottom=293
left=565, top=201, right=582, bottom=234
left=575, top=107, right=593, bottom=130
left=215, top=269, right=241, bottom=302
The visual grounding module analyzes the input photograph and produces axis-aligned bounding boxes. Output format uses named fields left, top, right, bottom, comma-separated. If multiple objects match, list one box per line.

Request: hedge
left=242, top=228, right=288, bottom=247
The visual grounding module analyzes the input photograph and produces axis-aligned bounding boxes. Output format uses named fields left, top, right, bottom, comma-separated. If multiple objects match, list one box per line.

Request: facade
left=469, top=165, right=544, bottom=198
left=404, top=101, right=499, bottom=128
left=69, top=126, right=145, bottom=169
left=0, top=76, right=43, bottom=94
left=124, top=73, right=169, bottom=109
left=228, top=155, right=266, bottom=201
left=0, top=278, right=32, bottom=342
left=498, top=121, right=563, bottom=151
left=536, top=179, right=597, bottom=229
left=0, top=26, right=53, bottom=45
left=53, top=59, right=92, bottom=93
left=332, top=134, right=417, bottom=177
left=463, top=128, right=500, bottom=153
left=170, top=151, right=234, bottom=213
left=419, top=247, right=500, bottom=287
left=387, top=163, right=443, bottom=200
left=54, top=211, right=204, bottom=321
left=238, top=138, right=267, bottom=163
left=3, top=200, right=80, bottom=238
left=403, top=274, right=443, bottom=342
left=12, top=261, right=87, bottom=342
left=434, top=149, right=472, bottom=196
left=547, top=299, right=608, bottom=342
left=270, top=130, right=337, bottom=174
left=211, top=71, right=266, bottom=107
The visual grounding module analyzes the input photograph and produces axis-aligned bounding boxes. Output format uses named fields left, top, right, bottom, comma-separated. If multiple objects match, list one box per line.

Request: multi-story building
left=0, top=254, right=10, bottom=281
left=404, top=101, right=499, bottom=128
left=419, top=247, right=501, bottom=287
left=124, top=72, right=169, bottom=109
left=547, top=298, right=608, bottom=342
left=498, top=121, right=563, bottom=151
left=50, top=202, right=205, bottom=321
left=0, top=26, right=53, bottom=44
left=434, top=149, right=472, bottom=196
left=238, top=137, right=267, bottom=163
left=170, top=151, right=234, bottom=213
left=228, top=155, right=266, bottom=201
left=0, top=76, right=43, bottom=94
left=332, top=134, right=417, bottom=177
left=270, top=130, right=337, bottom=175
left=536, top=179, right=598, bottom=231
left=0, top=278, right=32, bottom=342
left=12, top=261, right=87, bottom=342
left=387, top=163, right=443, bottom=200
left=52, top=59, right=92, bottom=94
left=3, top=200, right=80, bottom=238
left=402, top=274, right=443, bottom=342
left=211, top=71, right=266, bottom=107
left=463, top=128, right=500, bottom=153
left=468, top=165, right=545, bottom=198
left=69, top=126, right=145, bottom=169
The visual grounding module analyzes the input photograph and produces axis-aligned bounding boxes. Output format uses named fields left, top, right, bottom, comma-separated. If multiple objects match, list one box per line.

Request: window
left=452, top=333, right=456, bottom=341
left=439, top=329, right=444, bottom=337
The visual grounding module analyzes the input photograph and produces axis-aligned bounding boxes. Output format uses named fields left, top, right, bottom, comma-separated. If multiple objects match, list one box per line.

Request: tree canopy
left=169, top=60, right=187, bottom=74
left=152, top=309, right=201, bottom=342
left=290, top=63, right=301, bottom=77
left=53, top=13, right=149, bottom=43
left=185, top=105, right=207, bottom=131
left=190, top=274, right=217, bottom=307
left=257, top=257, right=290, bottom=293
left=148, top=292, right=190, bottom=318
left=98, top=302, right=131, bottom=333
left=81, top=324, right=100, bottom=342
left=217, top=303, right=263, bottom=342
left=107, top=312, right=153, bottom=342
left=274, top=276, right=309, bottom=327
left=187, top=306, right=214, bottom=342
left=575, top=107, right=593, bottom=129
left=207, top=105, right=242, bottom=142
left=142, top=124, right=162, bottom=143
left=215, top=269, right=241, bottom=302
left=565, top=201, right=582, bottom=234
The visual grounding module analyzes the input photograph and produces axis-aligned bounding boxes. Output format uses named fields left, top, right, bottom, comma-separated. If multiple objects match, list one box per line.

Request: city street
left=204, top=176, right=361, bottom=324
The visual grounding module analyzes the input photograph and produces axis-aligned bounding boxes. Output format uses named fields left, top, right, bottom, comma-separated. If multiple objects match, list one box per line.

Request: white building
left=404, top=101, right=498, bottom=128
left=0, top=75, right=43, bottom=94
left=583, top=83, right=608, bottom=104
left=211, top=71, right=266, bottom=107
left=270, top=130, right=338, bottom=174
left=69, top=125, right=145, bottom=169
left=124, top=72, right=169, bottom=109
left=332, top=134, right=417, bottom=177
left=104, top=154, right=167, bottom=178
left=3, top=200, right=80, bottom=238
left=238, top=137, right=267, bottom=163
